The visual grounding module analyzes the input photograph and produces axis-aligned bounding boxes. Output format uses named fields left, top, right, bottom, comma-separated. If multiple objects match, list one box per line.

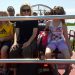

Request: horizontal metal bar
left=0, top=59, right=75, bottom=64
left=0, top=15, right=75, bottom=21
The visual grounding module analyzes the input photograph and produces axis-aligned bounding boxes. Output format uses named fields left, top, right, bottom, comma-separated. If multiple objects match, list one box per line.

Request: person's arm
left=13, top=21, right=20, bottom=45
left=22, top=28, right=38, bottom=48
left=28, top=20, right=38, bottom=44
left=28, top=28, right=38, bottom=44
left=10, top=28, right=20, bottom=51
left=22, top=20, right=38, bottom=48
left=13, top=28, right=19, bottom=45
left=10, top=21, right=20, bottom=50
left=62, top=23, right=72, bottom=56
left=44, top=20, right=50, bottom=31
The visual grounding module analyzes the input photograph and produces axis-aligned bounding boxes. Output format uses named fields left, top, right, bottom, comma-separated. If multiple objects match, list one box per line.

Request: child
left=45, top=6, right=72, bottom=75
left=0, top=11, right=14, bottom=74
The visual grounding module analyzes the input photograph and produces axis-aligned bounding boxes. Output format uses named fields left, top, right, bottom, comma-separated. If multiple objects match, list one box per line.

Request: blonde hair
left=2, top=11, right=10, bottom=25
left=20, top=4, right=32, bottom=16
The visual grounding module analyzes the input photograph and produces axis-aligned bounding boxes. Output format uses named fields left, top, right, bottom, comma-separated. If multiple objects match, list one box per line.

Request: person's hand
left=10, top=43, right=19, bottom=52
left=0, top=38, right=5, bottom=42
left=22, top=41, right=30, bottom=49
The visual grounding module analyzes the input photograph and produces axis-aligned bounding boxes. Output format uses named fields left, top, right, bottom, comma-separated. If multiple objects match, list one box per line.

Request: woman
left=10, top=4, right=38, bottom=58
left=9, top=4, right=38, bottom=75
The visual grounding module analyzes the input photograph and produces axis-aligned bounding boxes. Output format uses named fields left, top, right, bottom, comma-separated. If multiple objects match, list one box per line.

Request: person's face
left=1, top=12, right=9, bottom=24
left=21, top=7, right=31, bottom=16
left=8, top=11, right=15, bottom=16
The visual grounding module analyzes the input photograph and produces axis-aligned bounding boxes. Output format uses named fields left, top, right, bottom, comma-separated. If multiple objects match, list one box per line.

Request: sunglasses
left=22, top=9, right=31, bottom=12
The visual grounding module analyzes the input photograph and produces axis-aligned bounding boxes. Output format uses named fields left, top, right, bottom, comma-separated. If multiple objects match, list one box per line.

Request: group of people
left=0, top=3, right=72, bottom=75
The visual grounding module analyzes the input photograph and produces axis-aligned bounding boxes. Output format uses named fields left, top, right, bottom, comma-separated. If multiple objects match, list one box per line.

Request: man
left=7, top=6, right=15, bottom=16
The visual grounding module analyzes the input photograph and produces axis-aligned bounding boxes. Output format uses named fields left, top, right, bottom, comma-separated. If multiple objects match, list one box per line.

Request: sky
left=0, top=0, right=75, bottom=23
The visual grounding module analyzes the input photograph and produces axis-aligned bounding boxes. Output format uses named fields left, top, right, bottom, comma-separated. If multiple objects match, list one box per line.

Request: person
left=16, top=13, right=20, bottom=16
left=33, top=12, right=38, bottom=16
left=0, top=11, right=14, bottom=74
left=9, top=4, right=38, bottom=75
left=10, top=4, right=38, bottom=58
left=7, top=6, right=15, bottom=16
left=45, top=6, right=72, bottom=75
left=7, top=6, right=16, bottom=26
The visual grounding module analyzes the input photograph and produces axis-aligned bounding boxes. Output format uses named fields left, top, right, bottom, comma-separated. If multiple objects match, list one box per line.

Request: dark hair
left=7, top=6, right=15, bottom=12
left=33, top=12, right=37, bottom=16
left=52, top=6, right=65, bottom=15
left=51, top=6, right=65, bottom=23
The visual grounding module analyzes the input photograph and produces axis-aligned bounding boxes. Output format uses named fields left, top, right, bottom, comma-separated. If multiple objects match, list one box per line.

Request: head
left=51, top=6, right=65, bottom=23
left=44, top=12, right=50, bottom=15
left=52, top=6, right=65, bottom=15
left=20, top=4, right=32, bottom=16
left=33, top=12, right=37, bottom=16
left=7, top=6, right=15, bottom=16
left=2, top=11, right=10, bottom=24
left=16, top=13, right=20, bottom=16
